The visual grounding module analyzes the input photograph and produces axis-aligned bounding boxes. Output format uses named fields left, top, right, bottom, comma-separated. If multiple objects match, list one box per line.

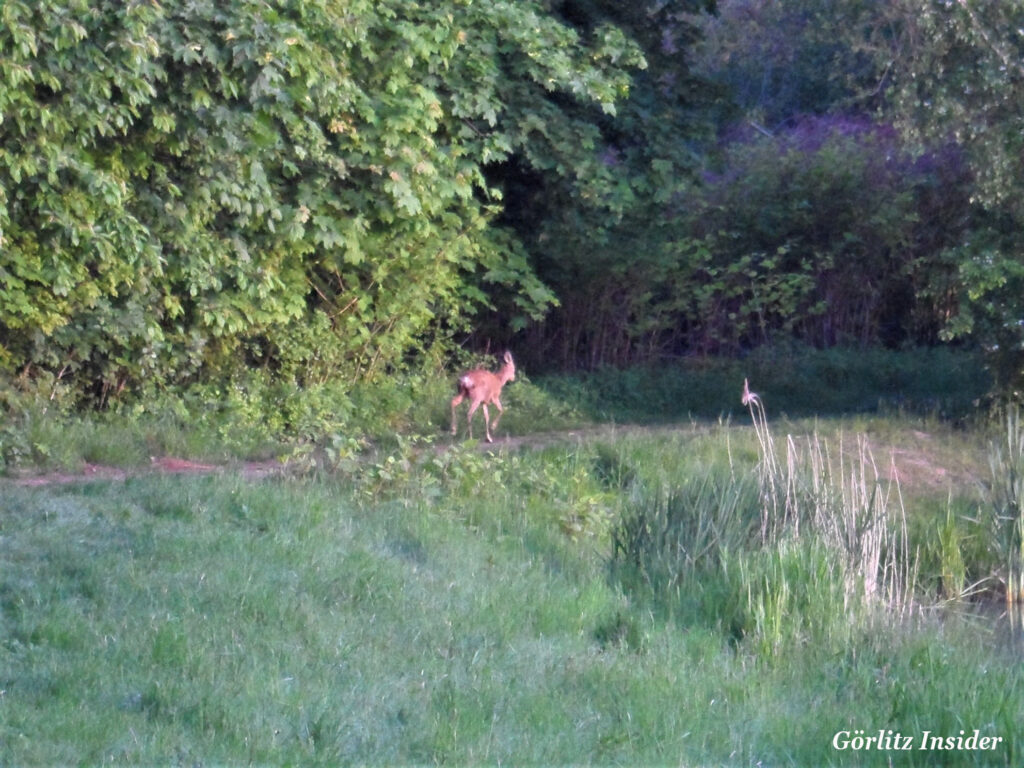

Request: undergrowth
left=0, top=345, right=989, bottom=474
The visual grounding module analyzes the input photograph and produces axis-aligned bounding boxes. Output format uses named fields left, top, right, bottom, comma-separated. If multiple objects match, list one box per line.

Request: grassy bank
left=2, top=413, right=1022, bottom=765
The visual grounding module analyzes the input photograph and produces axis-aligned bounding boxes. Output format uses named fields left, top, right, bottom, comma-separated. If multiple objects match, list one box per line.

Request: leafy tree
left=691, top=0, right=897, bottom=128
left=491, top=0, right=722, bottom=370
left=675, top=0, right=1021, bottom=372
left=508, top=0, right=974, bottom=368
left=0, top=0, right=643, bottom=404
left=885, top=0, right=1024, bottom=392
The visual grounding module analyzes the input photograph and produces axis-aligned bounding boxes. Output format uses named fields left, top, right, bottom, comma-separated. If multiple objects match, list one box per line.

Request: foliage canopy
left=0, top=0, right=643, bottom=402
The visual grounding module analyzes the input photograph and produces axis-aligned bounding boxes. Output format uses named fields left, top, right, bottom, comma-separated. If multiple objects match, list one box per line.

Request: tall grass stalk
left=982, top=407, right=1024, bottom=603
left=741, top=379, right=785, bottom=541
left=611, top=470, right=758, bottom=597
left=937, top=502, right=968, bottom=599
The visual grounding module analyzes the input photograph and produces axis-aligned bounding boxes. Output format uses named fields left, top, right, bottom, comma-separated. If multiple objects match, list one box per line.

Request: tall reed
left=611, top=469, right=758, bottom=595
left=743, top=379, right=917, bottom=616
left=611, top=383, right=918, bottom=656
left=981, top=407, right=1024, bottom=603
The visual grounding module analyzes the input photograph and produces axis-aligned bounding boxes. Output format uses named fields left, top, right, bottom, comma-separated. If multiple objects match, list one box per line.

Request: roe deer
left=450, top=351, right=515, bottom=443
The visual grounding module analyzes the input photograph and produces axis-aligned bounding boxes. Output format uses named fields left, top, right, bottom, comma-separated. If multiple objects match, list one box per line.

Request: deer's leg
left=489, top=397, right=504, bottom=437
left=481, top=403, right=492, bottom=443
left=450, top=392, right=465, bottom=436
left=466, top=399, right=481, bottom=439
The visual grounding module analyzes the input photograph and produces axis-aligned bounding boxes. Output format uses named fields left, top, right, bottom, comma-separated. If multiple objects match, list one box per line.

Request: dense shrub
left=0, top=0, right=643, bottom=403
left=686, top=117, right=972, bottom=352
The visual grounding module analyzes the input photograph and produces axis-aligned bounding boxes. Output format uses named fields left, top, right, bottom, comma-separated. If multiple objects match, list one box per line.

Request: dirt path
left=2, top=430, right=610, bottom=488
left=6, top=456, right=288, bottom=488
left=873, top=432, right=984, bottom=495
left=2, top=423, right=983, bottom=494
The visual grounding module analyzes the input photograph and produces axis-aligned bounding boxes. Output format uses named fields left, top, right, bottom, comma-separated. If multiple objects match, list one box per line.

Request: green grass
left=2, top=422, right=1022, bottom=766
left=1, top=347, right=1020, bottom=765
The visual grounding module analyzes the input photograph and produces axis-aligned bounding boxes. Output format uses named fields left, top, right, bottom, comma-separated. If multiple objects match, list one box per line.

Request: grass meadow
left=2, top=347, right=1023, bottom=766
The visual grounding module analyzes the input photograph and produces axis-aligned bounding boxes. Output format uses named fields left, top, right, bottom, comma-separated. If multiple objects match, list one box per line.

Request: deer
left=450, top=351, right=515, bottom=443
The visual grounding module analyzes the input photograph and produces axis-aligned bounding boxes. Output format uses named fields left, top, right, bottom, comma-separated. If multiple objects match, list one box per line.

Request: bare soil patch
left=7, top=456, right=287, bottom=487
left=4, top=423, right=983, bottom=496
left=869, top=430, right=984, bottom=495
